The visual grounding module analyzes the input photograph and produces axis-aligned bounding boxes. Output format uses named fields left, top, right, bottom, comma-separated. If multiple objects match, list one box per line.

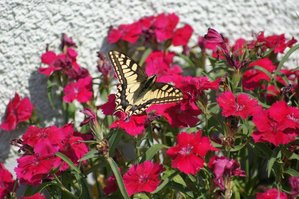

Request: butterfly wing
left=108, top=50, right=183, bottom=116
left=108, top=51, right=147, bottom=113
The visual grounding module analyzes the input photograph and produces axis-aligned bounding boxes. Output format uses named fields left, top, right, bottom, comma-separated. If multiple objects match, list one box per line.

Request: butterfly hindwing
left=108, top=51, right=183, bottom=116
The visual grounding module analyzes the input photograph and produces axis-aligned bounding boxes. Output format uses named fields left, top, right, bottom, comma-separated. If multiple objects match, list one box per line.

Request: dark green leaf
left=107, top=157, right=130, bottom=199
left=285, top=168, right=299, bottom=176
left=144, top=144, right=167, bottom=161
left=56, top=152, right=81, bottom=174
left=79, top=149, right=98, bottom=161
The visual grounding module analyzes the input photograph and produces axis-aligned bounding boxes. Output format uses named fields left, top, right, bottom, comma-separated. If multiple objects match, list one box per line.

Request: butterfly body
left=109, top=51, right=183, bottom=116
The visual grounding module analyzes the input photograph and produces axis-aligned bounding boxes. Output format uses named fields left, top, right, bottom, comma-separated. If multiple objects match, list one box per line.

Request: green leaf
left=267, top=155, right=276, bottom=177
left=107, top=157, right=130, bottom=199
left=47, top=79, right=57, bottom=108
left=79, top=149, right=98, bottom=161
left=178, top=53, right=196, bottom=68
left=284, top=168, right=299, bottom=176
left=56, top=152, right=81, bottom=174
left=289, top=153, right=299, bottom=160
left=134, top=193, right=150, bottom=199
left=139, top=48, right=152, bottom=66
left=144, top=144, right=167, bottom=161
left=173, top=174, right=187, bottom=187
left=276, top=44, right=299, bottom=75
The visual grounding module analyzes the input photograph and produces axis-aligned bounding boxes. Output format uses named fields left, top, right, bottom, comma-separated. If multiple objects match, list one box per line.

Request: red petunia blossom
left=103, top=176, right=118, bottom=196
left=153, top=13, right=179, bottom=42
left=172, top=24, right=193, bottom=46
left=123, top=161, right=164, bottom=196
left=242, top=58, right=277, bottom=90
left=217, top=91, right=261, bottom=119
left=145, top=51, right=182, bottom=82
left=0, top=93, right=33, bottom=131
left=38, top=48, right=80, bottom=77
left=110, top=112, right=147, bottom=136
left=21, top=193, right=46, bottom=199
left=256, top=188, right=287, bottom=199
left=208, top=156, right=245, bottom=190
left=98, top=94, right=116, bottom=115
left=167, top=131, right=217, bottom=175
left=252, top=101, right=298, bottom=146
left=0, top=163, right=15, bottom=198
left=63, top=76, right=93, bottom=103
left=256, top=32, right=297, bottom=54
left=108, top=22, right=142, bottom=44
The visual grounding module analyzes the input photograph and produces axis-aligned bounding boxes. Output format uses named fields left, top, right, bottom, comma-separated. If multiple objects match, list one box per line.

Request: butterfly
left=108, top=51, right=183, bottom=116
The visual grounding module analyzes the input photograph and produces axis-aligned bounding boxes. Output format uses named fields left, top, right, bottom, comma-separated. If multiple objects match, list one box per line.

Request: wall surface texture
left=1, top=0, right=299, bottom=171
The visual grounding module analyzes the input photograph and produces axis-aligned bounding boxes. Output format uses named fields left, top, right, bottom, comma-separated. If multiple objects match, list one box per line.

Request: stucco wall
left=1, top=0, right=299, bottom=171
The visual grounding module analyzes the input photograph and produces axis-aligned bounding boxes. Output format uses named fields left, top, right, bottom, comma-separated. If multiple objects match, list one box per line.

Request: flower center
left=235, top=103, right=244, bottom=111
left=287, top=113, right=299, bottom=123
left=138, top=174, right=148, bottom=184
left=179, top=144, right=193, bottom=155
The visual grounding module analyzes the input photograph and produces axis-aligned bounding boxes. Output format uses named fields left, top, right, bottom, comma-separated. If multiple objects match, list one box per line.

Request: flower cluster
left=15, top=124, right=88, bottom=184
left=1, top=13, right=298, bottom=199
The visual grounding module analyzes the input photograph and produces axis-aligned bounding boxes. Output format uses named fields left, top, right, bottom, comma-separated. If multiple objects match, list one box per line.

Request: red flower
left=167, top=131, right=217, bottom=175
left=217, top=91, right=261, bottom=119
left=242, top=58, right=277, bottom=90
left=208, top=156, right=245, bottom=190
left=257, top=32, right=297, bottom=53
left=17, top=124, right=88, bottom=184
left=204, top=28, right=225, bottom=45
left=289, top=176, right=299, bottom=198
left=148, top=76, right=219, bottom=128
left=256, top=188, right=287, bottom=199
left=0, top=163, right=15, bottom=198
left=15, top=154, right=59, bottom=185
left=103, top=176, right=118, bottom=196
left=110, top=112, right=147, bottom=136
left=252, top=101, right=298, bottom=146
left=38, top=48, right=80, bottom=77
left=123, top=161, right=164, bottom=196
left=98, top=94, right=116, bottom=115
left=108, top=22, right=142, bottom=44
left=153, top=13, right=179, bottom=42
left=0, top=93, right=33, bottom=131
left=21, top=193, right=46, bottom=199
left=63, top=76, right=93, bottom=103
left=145, top=51, right=182, bottom=82
left=172, top=24, right=193, bottom=46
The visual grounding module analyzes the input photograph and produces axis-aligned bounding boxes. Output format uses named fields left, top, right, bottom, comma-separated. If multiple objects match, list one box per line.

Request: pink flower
left=16, top=124, right=88, bottom=184
left=217, top=91, right=261, bottom=119
left=289, top=176, right=299, bottom=198
left=63, top=76, right=93, bottom=103
left=256, top=188, right=287, bottom=199
left=108, top=22, right=142, bottom=44
left=208, top=156, right=245, bottom=190
left=15, top=154, right=59, bottom=185
left=21, top=193, right=46, bottom=199
left=242, top=58, right=277, bottom=90
left=145, top=51, right=182, bottom=82
left=80, top=108, right=97, bottom=126
left=98, top=94, right=116, bottom=115
left=167, top=131, right=217, bottom=175
left=0, top=93, right=33, bottom=131
left=38, top=48, right=80, bottom=77
left=103, top=176, right=118, bottom=196
left=172, top=24, right=193, bottom=46
left=153, top=13, right=179, bottom=42
left=123, top=161, right=164, bottom=196
left=252, top=101, right=298, bottom=146
left=204, top=28, right=225, bottom=45
left=0, top=163, right=15, bottom=198
left=110, top=112, right=147, bottom=136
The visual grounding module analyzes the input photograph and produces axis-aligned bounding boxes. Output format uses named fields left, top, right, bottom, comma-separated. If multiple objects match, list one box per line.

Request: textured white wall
left=1, top=0, right=299, bottom=170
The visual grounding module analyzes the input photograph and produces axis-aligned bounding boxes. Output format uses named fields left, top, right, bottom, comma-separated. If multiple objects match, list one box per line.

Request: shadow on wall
left=0, top=71, right=64, bottom=162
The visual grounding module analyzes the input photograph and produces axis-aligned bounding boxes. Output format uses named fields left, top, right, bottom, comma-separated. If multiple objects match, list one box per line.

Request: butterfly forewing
left=108, top=51, right=183, bottom=116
